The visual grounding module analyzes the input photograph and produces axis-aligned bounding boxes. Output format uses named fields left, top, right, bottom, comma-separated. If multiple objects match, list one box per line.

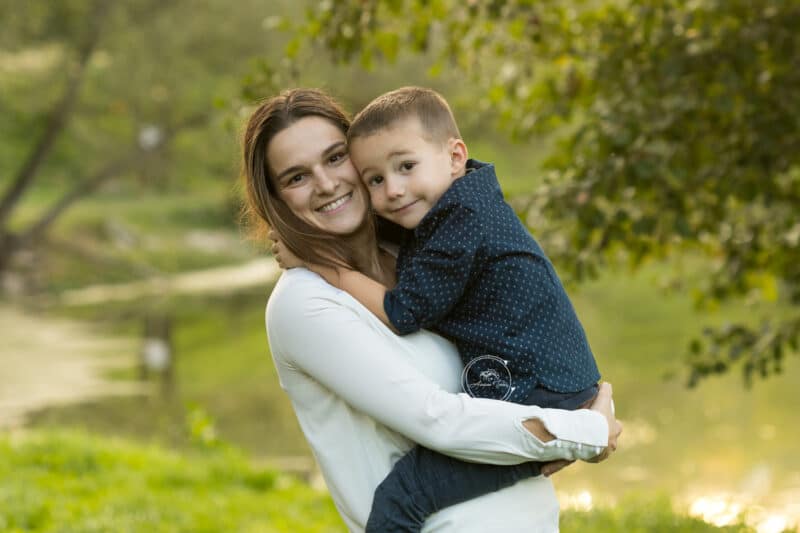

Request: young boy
left=315, top=87, right=602, bottom=531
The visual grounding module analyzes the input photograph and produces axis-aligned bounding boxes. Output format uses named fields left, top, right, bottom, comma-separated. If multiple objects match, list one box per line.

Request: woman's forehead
left=268, top=116, right=346, bottom=173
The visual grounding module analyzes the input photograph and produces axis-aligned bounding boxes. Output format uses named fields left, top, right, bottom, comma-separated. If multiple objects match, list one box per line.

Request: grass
left=0, top=430, right=342, bottom=532
left=561, top=495, right=757, bottom=532
left=0, top=430, right=769, bottom=533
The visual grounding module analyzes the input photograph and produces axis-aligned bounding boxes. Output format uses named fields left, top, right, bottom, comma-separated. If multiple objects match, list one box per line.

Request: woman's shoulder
left=266, top=268, right=368, bottom=337
left=265, top=269, right=345, bottom=362
left=267, top=269, right=339, bottom=319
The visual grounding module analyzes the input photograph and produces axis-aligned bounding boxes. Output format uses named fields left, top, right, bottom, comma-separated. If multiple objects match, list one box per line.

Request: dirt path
left=1, top=258, right=281, bottom=430
left=60, top=258, right=280, bottom=306
left=0, top=305, right=146, bottom=429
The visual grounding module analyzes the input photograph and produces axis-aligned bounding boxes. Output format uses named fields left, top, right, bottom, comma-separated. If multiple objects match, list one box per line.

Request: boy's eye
left=367, top=175, right=384, bottom=187
left=400, top=161, right=415, bottom=172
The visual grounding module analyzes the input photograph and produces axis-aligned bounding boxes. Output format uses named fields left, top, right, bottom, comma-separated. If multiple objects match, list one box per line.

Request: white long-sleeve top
left=266, top=269, right=609, bottom=532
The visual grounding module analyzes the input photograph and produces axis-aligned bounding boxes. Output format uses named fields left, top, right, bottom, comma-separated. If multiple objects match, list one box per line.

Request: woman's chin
left=312, top=213, right=369, bottom=236
left=313, top=200, right=370, bottom=235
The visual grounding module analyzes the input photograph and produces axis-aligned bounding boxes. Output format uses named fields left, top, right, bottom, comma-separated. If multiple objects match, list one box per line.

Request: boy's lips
left=391, top=199, right=420, bottom=214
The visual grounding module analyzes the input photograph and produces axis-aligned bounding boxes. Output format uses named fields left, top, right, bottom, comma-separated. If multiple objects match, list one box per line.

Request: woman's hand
left=268, top=230, right=304, bottom=270
left=541, top=382, right=622, bottom=477
left=267, top=229, right=345, bottom=287
left=586, top=382, right=622, bottom=463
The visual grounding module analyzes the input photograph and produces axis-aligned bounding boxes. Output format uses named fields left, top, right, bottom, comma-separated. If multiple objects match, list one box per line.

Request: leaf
left=375, top=31, right=400, bottom=62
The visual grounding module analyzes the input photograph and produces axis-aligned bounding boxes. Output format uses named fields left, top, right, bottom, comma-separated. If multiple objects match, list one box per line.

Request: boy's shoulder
left=438, top=159, right=504, bottom=212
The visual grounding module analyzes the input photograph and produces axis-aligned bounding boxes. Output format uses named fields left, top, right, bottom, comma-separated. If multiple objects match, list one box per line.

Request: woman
left=242, top=88, right=622, bottom=532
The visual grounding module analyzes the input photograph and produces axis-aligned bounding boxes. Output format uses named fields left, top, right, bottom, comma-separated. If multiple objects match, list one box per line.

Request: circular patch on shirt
left=461, top=355, right=514, bottom=400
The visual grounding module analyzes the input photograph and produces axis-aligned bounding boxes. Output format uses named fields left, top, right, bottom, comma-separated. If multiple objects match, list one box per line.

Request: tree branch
left=19, top=154, right=142, bottom=247
left=0, top=1, right=110, bottom=228
left=17, top=112, right=210, bottom=248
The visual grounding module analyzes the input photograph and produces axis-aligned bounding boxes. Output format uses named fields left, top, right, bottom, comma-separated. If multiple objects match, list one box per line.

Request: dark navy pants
left=364, top=384, right=598, bottom=533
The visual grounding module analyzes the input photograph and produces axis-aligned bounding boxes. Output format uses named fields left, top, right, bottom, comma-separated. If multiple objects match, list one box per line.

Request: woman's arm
left=267, top=272, right=611, bottom=465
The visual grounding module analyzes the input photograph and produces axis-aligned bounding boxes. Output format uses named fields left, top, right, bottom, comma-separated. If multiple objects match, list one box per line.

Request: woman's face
left=267, top=116, right=369, bottom=235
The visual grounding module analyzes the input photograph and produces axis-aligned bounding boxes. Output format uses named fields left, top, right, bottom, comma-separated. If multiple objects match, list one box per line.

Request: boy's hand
left=541, top=459, right=574, bottom=477
left=268, top=230, right=304, bottom=270
left=586, top=382, right=622, bottom=463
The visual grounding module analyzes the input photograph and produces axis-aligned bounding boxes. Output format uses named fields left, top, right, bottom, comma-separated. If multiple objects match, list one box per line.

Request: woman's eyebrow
left=275, top=141, right=347, bottom=182
left=322, top=141, right=347, bottom=156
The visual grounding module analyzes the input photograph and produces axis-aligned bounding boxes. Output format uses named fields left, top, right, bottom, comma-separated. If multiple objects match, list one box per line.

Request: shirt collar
left=408, top=159, right=500, bottom=241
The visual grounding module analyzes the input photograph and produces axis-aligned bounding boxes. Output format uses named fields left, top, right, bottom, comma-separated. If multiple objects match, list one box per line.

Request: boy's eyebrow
left=274, top=141, right=346, bottom=181
left=358, top=149, right=414, bottom=176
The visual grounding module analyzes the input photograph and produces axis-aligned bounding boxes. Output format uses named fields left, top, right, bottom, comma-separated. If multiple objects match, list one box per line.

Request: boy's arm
left=385, top=204, right=484, bottom=334
left=269, top=233, right=396, bottom=329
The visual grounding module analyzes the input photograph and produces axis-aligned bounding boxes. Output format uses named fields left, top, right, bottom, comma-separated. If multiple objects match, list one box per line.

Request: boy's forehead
left=351, top=117, right=437, bottom=155
left=383, top=115, right=429, bottom=139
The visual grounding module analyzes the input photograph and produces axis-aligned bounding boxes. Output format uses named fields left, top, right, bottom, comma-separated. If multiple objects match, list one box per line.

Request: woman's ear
left=448, top=138, right=469, bottom=178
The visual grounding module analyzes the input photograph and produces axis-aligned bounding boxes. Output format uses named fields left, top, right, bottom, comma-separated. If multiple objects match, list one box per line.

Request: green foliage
left=531, top=0, right=800, bottom=387
left=0, top=430, right=343, bottom=532
left=277, top=0, right=800, bottom=386
left=0, top=0, right=286, bottom=276
left=186, top=404, right=223, bottom=449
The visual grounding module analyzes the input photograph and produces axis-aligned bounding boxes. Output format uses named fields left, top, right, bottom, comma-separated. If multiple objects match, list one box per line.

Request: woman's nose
left=314, top=170, right=338, bottom=193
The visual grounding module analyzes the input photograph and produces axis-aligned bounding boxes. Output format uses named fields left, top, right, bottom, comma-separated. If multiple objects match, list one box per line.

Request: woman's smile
left=316, top=192, right=353, bottom=214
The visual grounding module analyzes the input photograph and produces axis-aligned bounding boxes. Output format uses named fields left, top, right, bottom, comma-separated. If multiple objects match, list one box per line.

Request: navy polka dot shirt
left=384, top=160, right=601, bottom=402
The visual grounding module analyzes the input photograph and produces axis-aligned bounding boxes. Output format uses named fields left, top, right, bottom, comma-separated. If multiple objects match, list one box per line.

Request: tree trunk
left=0, top=3, right=108, bottom=228
left=0, top=232, right=19, bottom=275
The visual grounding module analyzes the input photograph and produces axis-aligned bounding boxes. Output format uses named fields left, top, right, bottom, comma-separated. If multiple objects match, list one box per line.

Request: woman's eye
left=329, top=151, right=347, bottom=164
left=286, top=174, right=307, bottom=186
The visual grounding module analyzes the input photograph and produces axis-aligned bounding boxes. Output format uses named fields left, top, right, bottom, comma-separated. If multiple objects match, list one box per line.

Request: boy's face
left=350, top=117, right=463, bottom=229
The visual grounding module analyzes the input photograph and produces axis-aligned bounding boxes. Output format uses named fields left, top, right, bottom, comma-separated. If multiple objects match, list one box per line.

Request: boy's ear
left=448, top=138, right=468, bottom=177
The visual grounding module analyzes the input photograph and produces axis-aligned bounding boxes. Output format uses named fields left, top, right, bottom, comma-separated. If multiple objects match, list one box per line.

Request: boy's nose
left=386, top=178, right=404, bottom=198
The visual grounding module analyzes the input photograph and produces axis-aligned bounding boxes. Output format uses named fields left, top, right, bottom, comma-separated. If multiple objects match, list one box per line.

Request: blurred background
left=1, top=0, right=798, bottom=531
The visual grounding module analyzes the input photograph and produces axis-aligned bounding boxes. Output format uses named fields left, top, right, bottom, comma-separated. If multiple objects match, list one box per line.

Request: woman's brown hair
left=241, top=88, right=375, bottom=270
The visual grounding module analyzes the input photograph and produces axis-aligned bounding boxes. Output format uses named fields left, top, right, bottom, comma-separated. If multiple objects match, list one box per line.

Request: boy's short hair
left=349, top=86, right=461, bottom=145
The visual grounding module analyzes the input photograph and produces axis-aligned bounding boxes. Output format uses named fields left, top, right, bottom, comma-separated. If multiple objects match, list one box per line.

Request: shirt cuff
left=383, top=291, right=421, bottom=335
left=515, top=408, right=608, bottom=462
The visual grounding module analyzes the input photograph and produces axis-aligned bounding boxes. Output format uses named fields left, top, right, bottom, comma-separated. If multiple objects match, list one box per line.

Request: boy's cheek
left=368, top=193, right=391, bottom=216
left=368, top=193, right=385, bottom=212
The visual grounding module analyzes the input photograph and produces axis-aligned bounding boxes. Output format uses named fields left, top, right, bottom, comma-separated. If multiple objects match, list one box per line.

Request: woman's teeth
left=317, top=193, right=351, bottom=213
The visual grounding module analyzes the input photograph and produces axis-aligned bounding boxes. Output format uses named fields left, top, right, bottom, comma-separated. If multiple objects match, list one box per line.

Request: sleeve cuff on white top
left=516, top=408, right=609, bottom=462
